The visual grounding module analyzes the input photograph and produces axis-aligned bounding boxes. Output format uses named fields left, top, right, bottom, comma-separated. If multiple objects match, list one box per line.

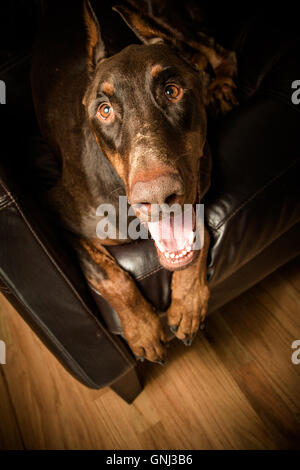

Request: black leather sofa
left=0, top=2, right=299, bottom=402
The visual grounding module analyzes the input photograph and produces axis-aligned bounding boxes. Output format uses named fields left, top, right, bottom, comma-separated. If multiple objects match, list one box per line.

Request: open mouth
left=146, top=206, right=199, bottom=271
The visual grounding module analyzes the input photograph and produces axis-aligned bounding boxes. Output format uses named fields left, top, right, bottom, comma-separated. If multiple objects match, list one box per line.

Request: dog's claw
left=199, top=321, right=206, bottom=331
left=156, top=359, right=167, bottom=366
left=136, top=356, right=145, bottom=362
left=170, top=325, right=178, bottom=333
left=183, top=336, right=193, bottom=346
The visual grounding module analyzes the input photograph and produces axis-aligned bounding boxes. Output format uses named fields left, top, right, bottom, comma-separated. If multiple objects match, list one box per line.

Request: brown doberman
left=31, top=0, right=237, bottom=364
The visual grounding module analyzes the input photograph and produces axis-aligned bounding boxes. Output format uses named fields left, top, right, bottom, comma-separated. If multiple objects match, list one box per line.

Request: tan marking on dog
left=101, top=81, right=115, bottom=96
left=151, top=64, right=163, bottom=78
left=91, top=130, right=128, bottom=184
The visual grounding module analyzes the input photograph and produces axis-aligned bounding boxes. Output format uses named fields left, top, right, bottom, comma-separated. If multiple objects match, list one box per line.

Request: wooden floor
left=0, top=258, right=299, bottom=450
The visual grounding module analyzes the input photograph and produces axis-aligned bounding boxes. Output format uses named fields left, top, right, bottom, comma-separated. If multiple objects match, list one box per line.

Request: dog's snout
left=130, top=175, right=184, bottom=209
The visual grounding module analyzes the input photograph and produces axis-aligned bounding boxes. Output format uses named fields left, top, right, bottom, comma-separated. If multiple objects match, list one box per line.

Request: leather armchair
left=0, top=2, right=299, bottom=402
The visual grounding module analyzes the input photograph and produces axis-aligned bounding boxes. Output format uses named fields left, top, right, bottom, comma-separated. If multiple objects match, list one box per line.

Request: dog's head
left=82, top=1, right=235, bottom=270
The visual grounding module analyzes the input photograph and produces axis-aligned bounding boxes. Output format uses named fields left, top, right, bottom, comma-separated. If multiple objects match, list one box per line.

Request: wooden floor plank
left=0, top=294, right=112, bottom=449
left=0, top=369, right=24, bottom=450
left=233, top=361, right=300, bottom=449
left=206, top=309, right=300, bottom=449
left=219, top=292, right=300, bottom=411
left=0, top=258, right=299, bottom=450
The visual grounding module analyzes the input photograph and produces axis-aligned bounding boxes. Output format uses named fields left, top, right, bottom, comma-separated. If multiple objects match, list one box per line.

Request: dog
left=31, top=0, right=237, bottom=364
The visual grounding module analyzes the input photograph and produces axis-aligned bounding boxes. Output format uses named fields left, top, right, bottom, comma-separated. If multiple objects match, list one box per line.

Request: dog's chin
left=155, top=243, right=200, bottom=271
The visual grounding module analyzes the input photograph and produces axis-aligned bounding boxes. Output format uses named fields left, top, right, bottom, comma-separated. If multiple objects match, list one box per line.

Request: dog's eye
left=96, top=103, right=114, bottom=122
left=165, top=84, right=183, bottom=102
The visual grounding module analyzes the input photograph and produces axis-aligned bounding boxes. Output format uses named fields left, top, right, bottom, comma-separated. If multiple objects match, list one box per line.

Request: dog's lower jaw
left=155, top=242, right=200, bottom=271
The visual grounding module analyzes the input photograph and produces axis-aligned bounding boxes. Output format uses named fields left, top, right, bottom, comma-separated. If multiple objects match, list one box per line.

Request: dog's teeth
left=163, top=247, right=195, bottom=263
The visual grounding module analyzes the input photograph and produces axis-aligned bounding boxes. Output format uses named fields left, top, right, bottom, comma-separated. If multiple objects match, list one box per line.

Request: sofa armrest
left=0, top=139, right=135, bottom=389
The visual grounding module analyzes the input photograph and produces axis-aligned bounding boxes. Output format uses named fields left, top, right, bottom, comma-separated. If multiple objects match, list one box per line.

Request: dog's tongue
left=147, top=207, right=195, bottom=253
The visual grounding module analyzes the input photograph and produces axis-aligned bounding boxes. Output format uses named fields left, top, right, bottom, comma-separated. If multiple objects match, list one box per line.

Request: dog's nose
left=130, top=175, right=184, bottom=208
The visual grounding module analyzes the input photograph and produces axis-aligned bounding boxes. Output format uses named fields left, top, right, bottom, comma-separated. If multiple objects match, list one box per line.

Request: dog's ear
left=113, top=3, right=238, bottom=114
left=83, top=0, right=106, bottom=70
left=112, top=4, right=167, bottom=45
left=189, top=41, right=238, bottom=115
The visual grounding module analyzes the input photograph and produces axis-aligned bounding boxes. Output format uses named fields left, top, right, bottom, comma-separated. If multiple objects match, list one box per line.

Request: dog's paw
left=167, top=284, right=209, bottom=345
left=123, top=312, right=167, bottom=364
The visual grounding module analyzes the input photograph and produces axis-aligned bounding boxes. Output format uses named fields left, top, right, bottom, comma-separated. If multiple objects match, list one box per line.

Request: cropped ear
left=112, top=4, right=167, bottom=45
left=113, top=3, right=237, bottom=114
left=83, top=0, right=106, bottom=70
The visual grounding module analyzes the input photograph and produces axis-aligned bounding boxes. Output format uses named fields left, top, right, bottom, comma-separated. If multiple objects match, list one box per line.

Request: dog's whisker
left=108, top=186, right=123, bottom=197
left=173, top=152, right=191, bottom=162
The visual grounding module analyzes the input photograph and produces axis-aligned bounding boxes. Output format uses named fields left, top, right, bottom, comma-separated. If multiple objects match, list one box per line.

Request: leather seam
left=0, top=180, right=134, bottom=369
left=0, top=190, right=16, bottom=211
left=0, top=200, right=14, bottom=211
left=210, top=157, right=299, bottom=231
left=0, top=195, right=9, bottom=204
left=136, top=265, right=164, bottom=281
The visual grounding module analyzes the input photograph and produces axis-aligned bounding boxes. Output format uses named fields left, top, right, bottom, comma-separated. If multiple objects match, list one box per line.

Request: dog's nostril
left=164, top=193, right=179, bottom=206
left=130, top=175, right=183, bottom=208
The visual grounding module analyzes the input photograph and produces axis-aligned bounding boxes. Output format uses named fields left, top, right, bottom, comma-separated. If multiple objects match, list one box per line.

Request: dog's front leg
left=167, top=227, right=210, bottom=345
left=79, top=240, right=167, bottom=364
